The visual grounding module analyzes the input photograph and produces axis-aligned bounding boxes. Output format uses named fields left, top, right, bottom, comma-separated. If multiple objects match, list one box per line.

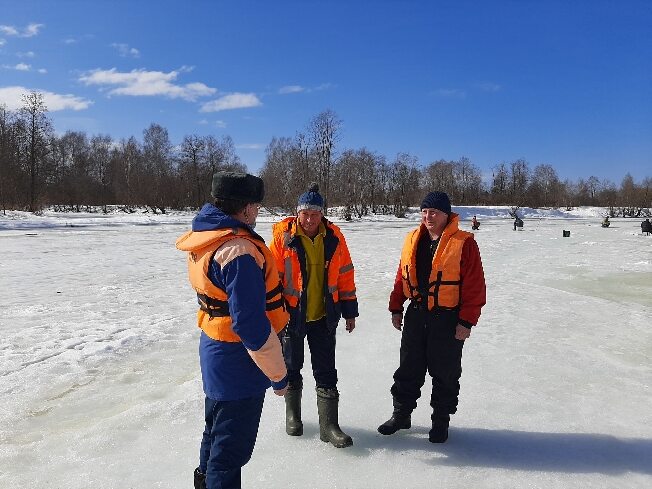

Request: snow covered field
left=1, top=207, right=650, bottom=489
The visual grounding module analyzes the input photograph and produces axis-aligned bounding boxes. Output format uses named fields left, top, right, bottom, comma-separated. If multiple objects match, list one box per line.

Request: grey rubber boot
left=316, top=387, right=353, bottom=448
left=285, top=380, right=303, bottom=436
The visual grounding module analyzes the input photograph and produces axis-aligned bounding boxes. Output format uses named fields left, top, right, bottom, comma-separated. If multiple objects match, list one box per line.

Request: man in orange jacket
left=378, top=191, right=486, bottom=443
left=270, top=183, right=358, bottom=448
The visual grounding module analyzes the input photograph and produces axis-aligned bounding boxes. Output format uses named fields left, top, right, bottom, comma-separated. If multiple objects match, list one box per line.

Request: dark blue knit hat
left=297, top=182, right=324, bottom=212
left=420, top=191, right=451, bottom=214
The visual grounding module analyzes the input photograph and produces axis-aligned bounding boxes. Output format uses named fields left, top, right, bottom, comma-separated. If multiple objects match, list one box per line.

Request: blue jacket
left=184, top=203, right=288, bottom=400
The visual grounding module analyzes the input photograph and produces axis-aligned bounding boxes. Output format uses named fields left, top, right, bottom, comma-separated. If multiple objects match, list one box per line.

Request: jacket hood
left=176, top=203, right=263, bottom=252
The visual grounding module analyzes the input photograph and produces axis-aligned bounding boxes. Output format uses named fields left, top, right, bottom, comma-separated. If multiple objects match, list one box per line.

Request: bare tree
left=509, top=159, right=529, bottom=206
left=308, top=109, right=341, bottom=213
left=388, top=153, right=420, bottom=217
left=19, top=92, right=52, bottom=212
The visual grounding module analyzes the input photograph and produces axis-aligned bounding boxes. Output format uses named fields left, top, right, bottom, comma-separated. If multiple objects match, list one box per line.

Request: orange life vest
left=176, top=228, right=289, bottom=342
left=270, top=217, right=357, bottom=310
left=400, top=217, right=472, bottom=311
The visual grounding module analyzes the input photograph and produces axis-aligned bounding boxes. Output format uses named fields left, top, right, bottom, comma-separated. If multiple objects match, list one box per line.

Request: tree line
left=1, top=93, right=650, bottom=218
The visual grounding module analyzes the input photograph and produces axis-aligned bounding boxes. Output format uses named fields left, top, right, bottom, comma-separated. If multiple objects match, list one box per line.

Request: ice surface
left=1, top=207, right=650, bottom=488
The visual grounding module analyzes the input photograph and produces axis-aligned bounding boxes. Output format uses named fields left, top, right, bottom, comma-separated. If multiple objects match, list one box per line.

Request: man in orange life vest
left=176, top=172, right=288, bottom=489
left=270, top=183, right=358, bottom=448
left=378, top=191, right=486, bottom=443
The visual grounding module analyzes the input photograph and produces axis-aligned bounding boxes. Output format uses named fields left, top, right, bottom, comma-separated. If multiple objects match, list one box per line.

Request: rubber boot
left=193, top=467, right=206, bottom=489
left=429, top=414, right=450, bottom=443
left=377, top=410, right=412, bottom=435
left=285, top=380, right=303, bottom=436
left=316, top=387, right=353, bottom=448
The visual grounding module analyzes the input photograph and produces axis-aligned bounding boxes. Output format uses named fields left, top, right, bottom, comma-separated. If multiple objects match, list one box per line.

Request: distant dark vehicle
left=601, top=217, right=610, bottom=228
left=642, top=219, right=652, bottom=235
left=471, top=216, right=480, bottom=230
left=513, top=217, right=524, bottom=231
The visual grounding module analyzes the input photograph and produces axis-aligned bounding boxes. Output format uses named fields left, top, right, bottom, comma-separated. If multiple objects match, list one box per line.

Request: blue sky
left=1, top=0, right=650, bottom=183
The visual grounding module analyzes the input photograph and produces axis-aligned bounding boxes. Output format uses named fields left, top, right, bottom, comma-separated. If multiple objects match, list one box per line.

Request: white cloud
left=2, top=63, right=31, bottom=71
left=0, top=39, right=6, bottom=47
left=23, top=23, right=44, bottom=37
left=0, top=23, right=44, bottom=38
left=79, top=68, right=216, bottom=101
left=0, top=86, right=92, bottom=111
left=111, top=43, right=140, bottom=58
left=434, top=88, right=466, bottom=98
left=236, top=143, right=264, bottom=150
left=278, top=83, right=334, bottom=95
left=63, top=38, right=77, bottom=44
left=200, top=93, right=262, bottom=112
left=477, top=82, right=501, bottom=92
left=17, top=51, right=36, bottom=58
left=279, top=85, right=305, bottom=94
left=37, top=68, right=47, bottom=74
left=0, top=26, right=19, bottom=36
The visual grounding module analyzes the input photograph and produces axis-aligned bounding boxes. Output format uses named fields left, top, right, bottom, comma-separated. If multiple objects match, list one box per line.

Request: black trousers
left=390, top=303, right=464, bottom=416
left=282, top=317, right=338, bottom=389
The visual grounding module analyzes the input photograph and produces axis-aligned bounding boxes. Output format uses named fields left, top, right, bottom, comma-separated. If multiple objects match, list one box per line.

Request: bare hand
left=345, top=318, right=356, bottom=333
left=455, top=324, right=471, bottom=341
left=391, top=313, right=403, bottom=331
left=274, top=386, right=288, bottom=396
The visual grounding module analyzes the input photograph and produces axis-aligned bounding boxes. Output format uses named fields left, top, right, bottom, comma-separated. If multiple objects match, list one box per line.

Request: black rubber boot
left=193, top=467, right=206, bottom=489
left=377, top=410, right=412, bottom=435
left=316, top=387, right=353, bottom=448
left=429, top=414, right=450, bottom=443
left=285, top=380, right=303, bottom=436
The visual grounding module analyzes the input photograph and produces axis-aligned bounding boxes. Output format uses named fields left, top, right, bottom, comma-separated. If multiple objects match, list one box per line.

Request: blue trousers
left=282, top=317, right=338, bottom=388
left=199, top=395, right=264, bottom=489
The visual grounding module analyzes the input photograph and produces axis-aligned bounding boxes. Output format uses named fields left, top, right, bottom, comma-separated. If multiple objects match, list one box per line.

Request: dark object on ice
left=513, top=217, right=524, bottom=231
left=193, top=467, right=206, bottom=489
left=642, top=219, right=652, bottom=235
left=601, top=216, right=610, bottom=228
left=471, top=215, right=480, bottom=230
left=563, top=230, right=571, bottom=237
left=378, top=410, right=412, bottom=435
left=429, top=414, right=450, bottom=443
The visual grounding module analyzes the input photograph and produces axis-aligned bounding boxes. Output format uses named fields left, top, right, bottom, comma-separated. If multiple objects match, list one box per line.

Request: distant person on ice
left=642, top=218, right=652, bottom=235
left=270, top=183, right=359, bottom=448
left=378, top=191, right=486, bottom=443
left=176, top=172, right=288, bottom=489
left=513, top=215, right=523, bottom=231
left=602, top=216, right=610, bottom=228
left=471, top=215, right=480, bottom=230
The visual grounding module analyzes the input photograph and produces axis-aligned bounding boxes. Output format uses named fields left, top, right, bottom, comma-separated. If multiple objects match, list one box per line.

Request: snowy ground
left=1, top=206, right=650, bottom=488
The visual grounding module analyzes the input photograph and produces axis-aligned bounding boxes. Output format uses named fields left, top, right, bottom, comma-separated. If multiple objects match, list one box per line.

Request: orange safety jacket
left=176, top=228, right=289, bottom=342
left=270, top=217, right=358, bottom=323
left=400, top=221, right=472, bottom=311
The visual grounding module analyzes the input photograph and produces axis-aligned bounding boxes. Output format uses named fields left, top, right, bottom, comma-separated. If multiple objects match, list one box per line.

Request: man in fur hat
left=176, top=171, right=288, bottom=489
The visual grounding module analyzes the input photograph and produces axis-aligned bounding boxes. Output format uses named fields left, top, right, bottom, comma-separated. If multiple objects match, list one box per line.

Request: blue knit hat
left=297, top=182, right=324, bottom=212
left=420, top=191, right=451, bottom=214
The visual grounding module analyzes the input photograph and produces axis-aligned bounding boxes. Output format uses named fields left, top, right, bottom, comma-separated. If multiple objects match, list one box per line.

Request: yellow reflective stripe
left=328, top=285, right=338, bottom=294
left=339, top=290, right=356, bottom=299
